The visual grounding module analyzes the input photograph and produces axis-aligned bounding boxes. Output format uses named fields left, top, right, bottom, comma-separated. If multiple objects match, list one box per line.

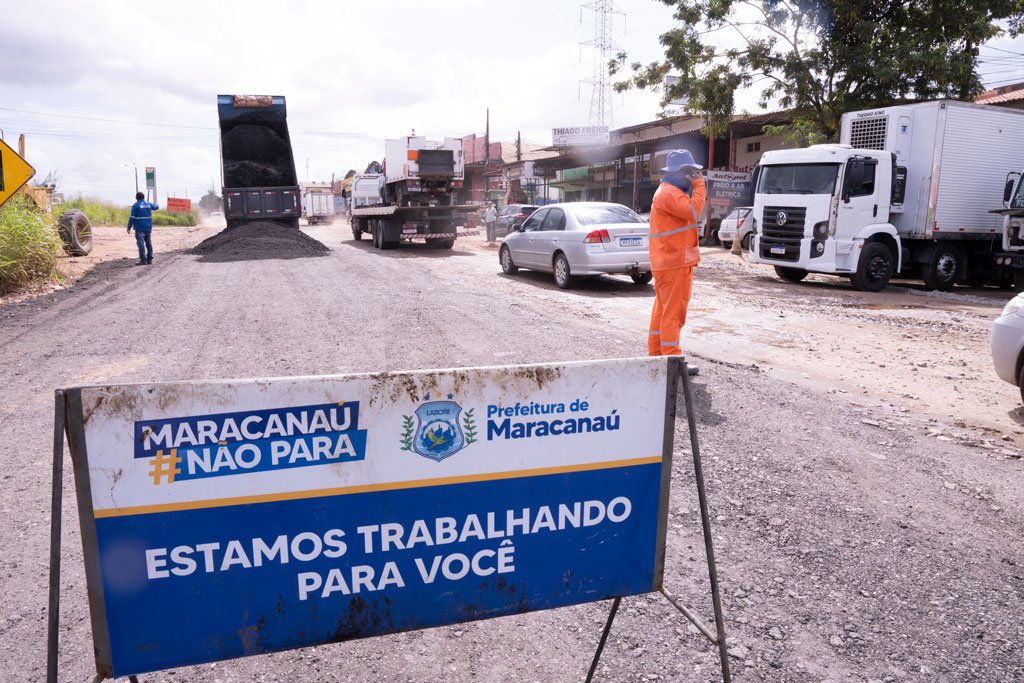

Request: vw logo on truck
left=776, top=211, right=788, bottom=226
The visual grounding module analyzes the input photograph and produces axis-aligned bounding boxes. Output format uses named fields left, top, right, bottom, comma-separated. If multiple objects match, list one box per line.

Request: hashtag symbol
left=149, top=449, right=181, bottom=485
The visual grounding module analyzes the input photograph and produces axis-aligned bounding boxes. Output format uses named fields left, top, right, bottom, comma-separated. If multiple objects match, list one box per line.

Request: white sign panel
left=552, top=126, right=610, bottom=147
left=65, top=357, right=679, bottom=678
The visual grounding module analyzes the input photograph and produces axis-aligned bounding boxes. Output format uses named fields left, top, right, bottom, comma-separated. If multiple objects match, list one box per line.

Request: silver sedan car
left=992, top=292, right=1024, bottom=402
left=499, top=202, right=652, bottom=289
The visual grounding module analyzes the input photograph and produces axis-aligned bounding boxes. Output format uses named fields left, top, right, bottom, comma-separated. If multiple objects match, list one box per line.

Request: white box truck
left=748, top=101, right=1024, bottom=291
left=349, top=135, right=472, bottom=250
left=302, top=188, right=335, bottom=225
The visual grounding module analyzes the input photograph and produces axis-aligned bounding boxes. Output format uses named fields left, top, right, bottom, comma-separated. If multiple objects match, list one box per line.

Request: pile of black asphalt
left=191, top=221, right=329, bottom=262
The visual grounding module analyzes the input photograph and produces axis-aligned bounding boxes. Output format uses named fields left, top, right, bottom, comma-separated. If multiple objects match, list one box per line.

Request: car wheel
left=500, top=245, right=518, bottom=274
left=741, top=232, right=751, bottom=250
left=774, top=266, right=808, bottom=283
left=851, top=241, right=894, bottom=292
left=553, top=253, right=574, bottom=289
left=1019, top=363, right=1024, bottom=405
left=630, top=271, right=652, bottom=285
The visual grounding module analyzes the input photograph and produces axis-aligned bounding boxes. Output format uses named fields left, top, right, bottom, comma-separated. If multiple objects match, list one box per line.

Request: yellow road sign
left=0, top=137, right=36, bottom=208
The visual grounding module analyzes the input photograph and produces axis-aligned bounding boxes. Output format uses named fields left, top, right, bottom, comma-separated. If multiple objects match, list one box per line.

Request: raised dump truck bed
left=217, top=94, right=301, bottom=229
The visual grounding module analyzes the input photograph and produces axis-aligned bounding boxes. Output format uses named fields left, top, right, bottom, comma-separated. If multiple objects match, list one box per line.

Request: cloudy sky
left=2, top=0, right=1023, bottom=205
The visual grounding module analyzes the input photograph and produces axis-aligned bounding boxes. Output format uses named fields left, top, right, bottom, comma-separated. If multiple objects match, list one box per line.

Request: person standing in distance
left=127, top=192, right=160, bottom=265
left=647, top=150, right=706, bottom=371
left=484, top=201, right=497, bottom=243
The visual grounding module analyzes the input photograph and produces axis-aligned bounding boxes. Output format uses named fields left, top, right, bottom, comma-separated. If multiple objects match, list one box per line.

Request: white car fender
left=851, top=224, right=902, bottom=272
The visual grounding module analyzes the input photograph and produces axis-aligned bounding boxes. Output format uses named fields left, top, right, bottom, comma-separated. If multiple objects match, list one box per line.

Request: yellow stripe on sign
left=92, top=455, right=664, bottom=518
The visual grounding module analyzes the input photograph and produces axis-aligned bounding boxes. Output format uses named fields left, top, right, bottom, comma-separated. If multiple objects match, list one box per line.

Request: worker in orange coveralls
left=647, top=149, right=706, bottom=372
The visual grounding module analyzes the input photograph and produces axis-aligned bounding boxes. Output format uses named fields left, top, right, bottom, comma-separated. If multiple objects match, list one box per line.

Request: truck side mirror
left=843, top=160, right=865, bottom=202
left=1005, top=178, right=1016, bottom=204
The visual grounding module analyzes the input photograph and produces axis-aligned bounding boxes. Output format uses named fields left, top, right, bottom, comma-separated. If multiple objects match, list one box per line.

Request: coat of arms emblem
left=400, top=396, right=477, bottom=462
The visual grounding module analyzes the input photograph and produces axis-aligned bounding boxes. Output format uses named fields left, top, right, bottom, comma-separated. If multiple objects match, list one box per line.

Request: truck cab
left=995, top=172, right=1024, bottom=289
left=750, top=145, right=901, bottom=291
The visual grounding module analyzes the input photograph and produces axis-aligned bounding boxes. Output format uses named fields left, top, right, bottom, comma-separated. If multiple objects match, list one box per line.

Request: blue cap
left=660, top=149, right=703, bottom=173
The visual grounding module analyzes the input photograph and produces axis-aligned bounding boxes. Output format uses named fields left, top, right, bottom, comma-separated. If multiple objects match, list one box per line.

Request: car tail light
left=738, top=219, right=745, bottom=228
left=451, top=180, right=463, bottom=188
left=515, top=213, right=527, bottom=218
left=584, top=229, right=611, bottom=243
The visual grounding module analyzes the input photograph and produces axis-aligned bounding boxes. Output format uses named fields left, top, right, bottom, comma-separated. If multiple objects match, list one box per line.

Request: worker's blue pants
left=135, top=230, right=153, bottom=262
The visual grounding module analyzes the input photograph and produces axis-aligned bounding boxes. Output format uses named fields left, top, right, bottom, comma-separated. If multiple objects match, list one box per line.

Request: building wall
left=732, top=134, right=797, bottom=170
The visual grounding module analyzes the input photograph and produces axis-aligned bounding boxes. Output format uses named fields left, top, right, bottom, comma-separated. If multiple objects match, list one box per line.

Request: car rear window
left=572, top=205, right=643, bottom=226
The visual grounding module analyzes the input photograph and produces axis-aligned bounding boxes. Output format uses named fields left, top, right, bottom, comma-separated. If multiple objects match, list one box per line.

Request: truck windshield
left=757, top=164, right=840, bottom=195
left=1013, top=177, right=1024, bottom=210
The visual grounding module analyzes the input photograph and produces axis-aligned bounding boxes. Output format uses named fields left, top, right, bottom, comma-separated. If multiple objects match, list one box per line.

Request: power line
left=979, top=44, right=1024, bottom=57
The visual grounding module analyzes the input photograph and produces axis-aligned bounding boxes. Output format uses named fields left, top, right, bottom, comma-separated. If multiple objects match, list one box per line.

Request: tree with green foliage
left=198, top=189, right=223, bottom=213
left=612, top=0, right=1024, bottom=141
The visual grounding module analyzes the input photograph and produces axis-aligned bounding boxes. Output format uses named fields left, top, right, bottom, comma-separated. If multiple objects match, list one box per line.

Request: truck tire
left=1014, top=270, right=1024, bottom=294
left=58, top=210, right=93, bottom=256
left=922, top=243, right=961, bottom=291
left=352, top=226, right=363, bottom=241
left=371, top=220, right=382, bottom=249
left=774, top=266, right=808, bottom=283
left=851, top=242, right=893, bottom=292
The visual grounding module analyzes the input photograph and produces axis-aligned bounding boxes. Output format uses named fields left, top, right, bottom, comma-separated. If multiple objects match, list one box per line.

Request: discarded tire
left=57, top=210, right=93, bottom=256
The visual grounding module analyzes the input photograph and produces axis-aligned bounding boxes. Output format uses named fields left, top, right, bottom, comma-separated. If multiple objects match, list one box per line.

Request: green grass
left=0, top=200, right=63, bottom=295
left=57, top=196, right=198, bottom=227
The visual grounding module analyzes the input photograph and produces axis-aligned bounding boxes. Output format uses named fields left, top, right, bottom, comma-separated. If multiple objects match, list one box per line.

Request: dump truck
left=749, top=100, right=1024, bottom=291
left=217, top=94, right=301, bottom=229
left=349, top=135, right=473, bottom=249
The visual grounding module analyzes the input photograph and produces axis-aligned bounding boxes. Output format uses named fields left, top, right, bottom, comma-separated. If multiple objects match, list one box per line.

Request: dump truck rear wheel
left=58, top=210, right=93, bottom=256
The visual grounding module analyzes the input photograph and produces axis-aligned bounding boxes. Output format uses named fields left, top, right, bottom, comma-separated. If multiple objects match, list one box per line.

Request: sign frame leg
left=679, top=362, right=732, bottom=682
left=46, top=391, right=66, bottom=683
left=584, top=596, right=621, bottom=683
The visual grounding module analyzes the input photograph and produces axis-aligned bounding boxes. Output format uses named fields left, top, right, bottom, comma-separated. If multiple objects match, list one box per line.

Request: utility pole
left=516, top=131, right=522, bottom=162
left=484, top=108, right=490, bottom=200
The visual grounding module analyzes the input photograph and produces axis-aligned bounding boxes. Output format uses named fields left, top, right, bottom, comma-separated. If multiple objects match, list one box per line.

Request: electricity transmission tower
left=581, top=0, right=624, bottom=128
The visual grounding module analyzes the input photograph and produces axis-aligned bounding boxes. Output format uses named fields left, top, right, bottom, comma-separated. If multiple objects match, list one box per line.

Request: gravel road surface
left=1, top=222, right=1021, bottom=682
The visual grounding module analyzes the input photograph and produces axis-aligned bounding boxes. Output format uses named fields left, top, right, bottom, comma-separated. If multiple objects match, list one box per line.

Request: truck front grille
left=761, top=206, right=806, bottom=238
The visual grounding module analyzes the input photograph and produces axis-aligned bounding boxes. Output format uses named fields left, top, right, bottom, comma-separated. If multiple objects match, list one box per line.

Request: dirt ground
left=1, top=217, right=1022, bottom=682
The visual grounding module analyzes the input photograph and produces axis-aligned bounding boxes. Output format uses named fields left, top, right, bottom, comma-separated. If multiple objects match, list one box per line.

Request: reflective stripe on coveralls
left=647, top=177, right=706, bottom=356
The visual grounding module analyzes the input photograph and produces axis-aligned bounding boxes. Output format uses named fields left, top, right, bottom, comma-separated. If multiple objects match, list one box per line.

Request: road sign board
left=145, top=167, right=155, bottom=189
left=0, top=138, right=36, bottom=208
left=165, top=198, right=191, bottom=212
left=61, top=358, right=679, bottom=678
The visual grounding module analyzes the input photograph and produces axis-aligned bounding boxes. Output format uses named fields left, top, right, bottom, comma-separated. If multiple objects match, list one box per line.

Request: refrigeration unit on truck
left=217, top=94, right=301, bottom=230
left=748, top=100, right=1024, bottom=291
left=992, top=171, right=1024, bottom=290
left=349, top=135, right=472, bottom=250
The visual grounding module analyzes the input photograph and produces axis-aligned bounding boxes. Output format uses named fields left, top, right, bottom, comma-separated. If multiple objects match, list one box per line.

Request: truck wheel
left=553, top=253, right=574, bottom=289
left=922, top=243, right=961, bottom=291
left=58, top=210, right=93, bottom=256
left=851, top=242, right=893, bottom=292
left=371, top=220, right=382, bottom=249
left=774, top=266, right=808, bottom=283
left=352, top=224, right=363, bottom=241
left=500, top=245, right=518, bottom=274
left=1014, top=271, right=1024, bottom=294
left=435, top=239, right=455, bottom=250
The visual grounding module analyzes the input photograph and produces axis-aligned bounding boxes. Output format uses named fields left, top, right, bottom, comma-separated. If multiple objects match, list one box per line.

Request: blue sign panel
left=66, top=359, right=678, bottom=677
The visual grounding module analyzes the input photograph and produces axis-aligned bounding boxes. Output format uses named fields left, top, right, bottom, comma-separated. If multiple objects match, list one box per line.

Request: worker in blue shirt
left=127, top=191, right=160, bottom=265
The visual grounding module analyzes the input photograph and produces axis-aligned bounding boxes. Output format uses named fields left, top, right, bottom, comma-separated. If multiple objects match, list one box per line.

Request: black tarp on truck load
left=217, top=94, right=300, bottom=227
left=417, top=149, right=455, bottom=176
